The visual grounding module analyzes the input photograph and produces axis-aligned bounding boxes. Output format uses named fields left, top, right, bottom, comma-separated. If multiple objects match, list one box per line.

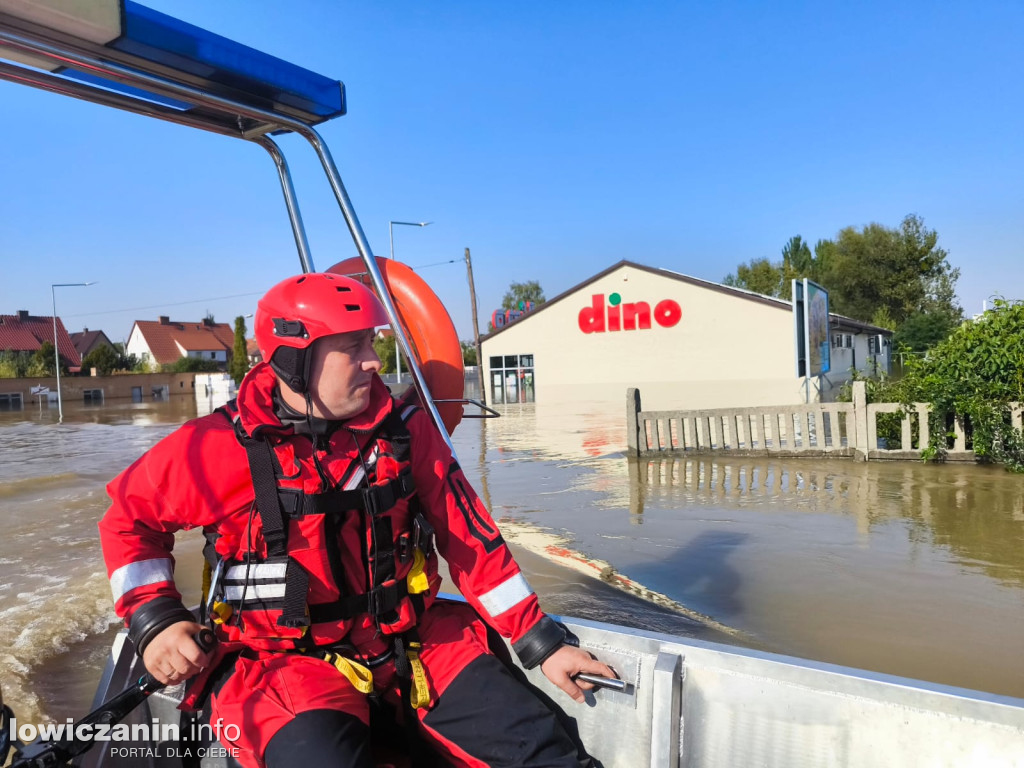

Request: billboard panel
left=805, top=280, right=830, bottom=376
left=793, top=278, right=830, bottom=377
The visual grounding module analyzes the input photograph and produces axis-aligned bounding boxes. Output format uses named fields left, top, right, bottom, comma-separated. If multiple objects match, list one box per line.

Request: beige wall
left=0, top=373, right=198, bottom=404
left=482, top=264, right=808, bottom=411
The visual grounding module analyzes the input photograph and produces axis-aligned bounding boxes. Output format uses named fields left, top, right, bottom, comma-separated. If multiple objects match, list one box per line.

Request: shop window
left=0, top=393, right=24, bottom=411
left=489, top=353, right=536, bottom=405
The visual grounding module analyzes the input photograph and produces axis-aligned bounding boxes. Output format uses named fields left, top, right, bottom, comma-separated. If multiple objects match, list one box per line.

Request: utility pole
left=464, top=247, right=486, bottom=404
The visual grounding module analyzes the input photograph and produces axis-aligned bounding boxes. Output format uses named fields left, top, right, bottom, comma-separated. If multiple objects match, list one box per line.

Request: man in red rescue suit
left=100, top=272, right=613, bottom=768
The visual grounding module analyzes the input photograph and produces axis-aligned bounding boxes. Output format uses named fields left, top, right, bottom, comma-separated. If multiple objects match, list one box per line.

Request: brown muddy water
left=1, top=393, right=1022, bottom=727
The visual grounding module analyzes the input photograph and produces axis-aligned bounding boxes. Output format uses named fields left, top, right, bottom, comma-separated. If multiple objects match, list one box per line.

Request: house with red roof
left=245, top=337, right=262, bottom=366
left=0, top=310, right=81, bottom=370
left=70, top=328, right=115, bottom=360
left=126, top=316, right=234, bottom=371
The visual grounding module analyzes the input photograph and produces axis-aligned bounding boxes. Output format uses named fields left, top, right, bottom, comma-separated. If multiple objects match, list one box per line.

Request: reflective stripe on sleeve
left=477, top=573, right=534, bottom=617
left=109, top=558, right=174, bottom=603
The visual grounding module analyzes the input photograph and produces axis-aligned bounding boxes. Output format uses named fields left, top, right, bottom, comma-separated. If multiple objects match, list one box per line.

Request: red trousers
left=209, top=603, right=588, bottom=768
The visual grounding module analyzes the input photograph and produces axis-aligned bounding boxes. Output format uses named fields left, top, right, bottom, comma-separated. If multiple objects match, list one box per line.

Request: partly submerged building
left=0, top=310, right=81, bottom=370
left=70, top=328, right=115, bottom=360
left=126, top=316, right=234, bottom=371
left=479, top=260, right=890, bottom=410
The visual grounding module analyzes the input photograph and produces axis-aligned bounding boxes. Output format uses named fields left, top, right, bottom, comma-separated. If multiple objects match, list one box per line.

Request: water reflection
left=627, top=456, right=1024, bottom=589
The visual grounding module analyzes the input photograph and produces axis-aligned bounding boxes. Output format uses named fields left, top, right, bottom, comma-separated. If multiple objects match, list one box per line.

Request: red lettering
left=622, top=301, right=651, bottom=330
left=607, top=304, right=621, bottom=332
left=578, top=294, right=606, bottom=333
left=654, top=299, right=682, bottom=327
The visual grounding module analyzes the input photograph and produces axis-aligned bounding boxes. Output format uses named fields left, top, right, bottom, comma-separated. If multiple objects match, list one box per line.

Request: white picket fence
left=626, top=383, right=1023, bottom=462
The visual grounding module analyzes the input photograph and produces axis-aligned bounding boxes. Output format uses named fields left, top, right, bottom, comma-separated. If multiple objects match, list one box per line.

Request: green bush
left=900, top=299, right=1024, bottom=470
left=162, top=356, right=221, bottom=373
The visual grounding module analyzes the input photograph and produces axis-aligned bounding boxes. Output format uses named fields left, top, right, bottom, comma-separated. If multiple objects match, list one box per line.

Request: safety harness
left=206, top=399, right=435, bottom=709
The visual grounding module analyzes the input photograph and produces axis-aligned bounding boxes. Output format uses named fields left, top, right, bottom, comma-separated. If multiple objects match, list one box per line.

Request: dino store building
left=479, top=260, right=888, bottom=412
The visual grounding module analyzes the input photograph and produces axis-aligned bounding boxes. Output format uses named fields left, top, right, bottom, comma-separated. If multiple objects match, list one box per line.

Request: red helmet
left=254, top=272, right=390, bottom=393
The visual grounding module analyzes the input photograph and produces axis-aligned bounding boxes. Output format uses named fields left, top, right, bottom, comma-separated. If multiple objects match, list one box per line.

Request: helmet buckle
left=273, top=318, right=307, bottom=338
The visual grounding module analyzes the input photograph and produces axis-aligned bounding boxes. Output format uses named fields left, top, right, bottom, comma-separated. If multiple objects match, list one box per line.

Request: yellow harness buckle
left=407, top=549, right=430, bottom=595
left=210, top=601, right=233, bottom=625
left=406, top=642, right=431, bottom=709
left=323, top=653, right=374, bottom=695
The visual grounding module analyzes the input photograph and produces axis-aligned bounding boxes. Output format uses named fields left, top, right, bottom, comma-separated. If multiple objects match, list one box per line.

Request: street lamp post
left=51, top=281, right=95, bottom=423
left=387, top=220, right=431, bottom=382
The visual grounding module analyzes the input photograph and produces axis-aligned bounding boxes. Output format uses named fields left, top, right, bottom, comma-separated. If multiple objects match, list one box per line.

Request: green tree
left=27, top=340, right=59, bottom=377
left=501, top=280, right=545, bottom=311
left=782, top=235, right=814, bottom=275
left=821, top=214, right=956, bottom=325
left=724, top=235, right=821, bottom=299
left=0, top=350, right=31, bottom=378
left=230, top=316, right=250, bottom=385
left=813, top=238, right=837, bottom=278
left=372, top=333, right=397, bottom=374
left=723, top=257, right=784, bottom=297
left=893, top=312, right=957, bottom=353
left=461, top=340, right=478, bottom=366
left=870, top=306, right=897, bottom=332
left=82, top=345, right=120, bottom=376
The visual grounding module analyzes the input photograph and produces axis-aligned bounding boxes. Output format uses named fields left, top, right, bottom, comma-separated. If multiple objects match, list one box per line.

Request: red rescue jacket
left=100, top=363, right=548, bottom=655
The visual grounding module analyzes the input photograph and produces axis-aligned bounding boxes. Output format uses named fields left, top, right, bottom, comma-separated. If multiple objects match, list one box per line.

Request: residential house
left=246, top=337, right=263, bottom=366
left=0, top=310, right=81, bottom=370
left=70, top=328, right=116, bottom=360
left=126, top=316, right=234, bottom=371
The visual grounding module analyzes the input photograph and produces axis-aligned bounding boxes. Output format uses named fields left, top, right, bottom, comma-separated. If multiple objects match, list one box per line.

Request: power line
left=409, top=258, right=460, bottom=271
left=63, top=290, right=264, bottom=318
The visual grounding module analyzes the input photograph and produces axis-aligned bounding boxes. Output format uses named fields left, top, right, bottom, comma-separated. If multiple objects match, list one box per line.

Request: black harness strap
left=307, top=580, right=410, bottom=624
left=278, top=558, right=312, bottom=628
left=238, top=423, right=289, bottom=559
left=234, top=418, right=311, bottom=628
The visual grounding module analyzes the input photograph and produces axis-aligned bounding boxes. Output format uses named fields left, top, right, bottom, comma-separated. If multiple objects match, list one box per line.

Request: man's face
left=306, top=329, right=382, bottom=420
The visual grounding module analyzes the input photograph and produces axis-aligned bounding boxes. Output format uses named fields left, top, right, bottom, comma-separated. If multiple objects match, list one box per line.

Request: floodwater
left=1, top=392, right=1022, bottom=727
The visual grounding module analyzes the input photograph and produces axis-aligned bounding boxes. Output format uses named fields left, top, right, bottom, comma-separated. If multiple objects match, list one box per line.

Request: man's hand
left=141, top=620, right=212, bottom=685
left=540, top=644, right=616, bottom=703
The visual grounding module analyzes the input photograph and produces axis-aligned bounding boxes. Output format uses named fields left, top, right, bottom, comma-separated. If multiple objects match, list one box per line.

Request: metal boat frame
left=0, top=2, right=456, bottom=454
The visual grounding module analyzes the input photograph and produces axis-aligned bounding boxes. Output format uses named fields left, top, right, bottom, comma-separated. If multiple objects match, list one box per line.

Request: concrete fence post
left=852, top=380, right=869, bottom=461
left=626, top=387, right=643, bottom=456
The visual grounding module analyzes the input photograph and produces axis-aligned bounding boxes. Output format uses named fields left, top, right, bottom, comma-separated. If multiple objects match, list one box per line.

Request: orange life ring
left=326, top=256, right=464, bottom=434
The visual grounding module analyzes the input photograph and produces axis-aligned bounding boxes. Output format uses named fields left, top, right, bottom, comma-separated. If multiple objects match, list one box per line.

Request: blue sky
left=2, top=1, right=1022, bottom=344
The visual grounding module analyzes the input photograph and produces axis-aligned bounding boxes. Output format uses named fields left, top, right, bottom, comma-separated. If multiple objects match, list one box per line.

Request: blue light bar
left=56, top=1, right=345, bottom=125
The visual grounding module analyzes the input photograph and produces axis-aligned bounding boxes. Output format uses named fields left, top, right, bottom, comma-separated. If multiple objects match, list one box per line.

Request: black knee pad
left=264, top=708, right=373, bottom=768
